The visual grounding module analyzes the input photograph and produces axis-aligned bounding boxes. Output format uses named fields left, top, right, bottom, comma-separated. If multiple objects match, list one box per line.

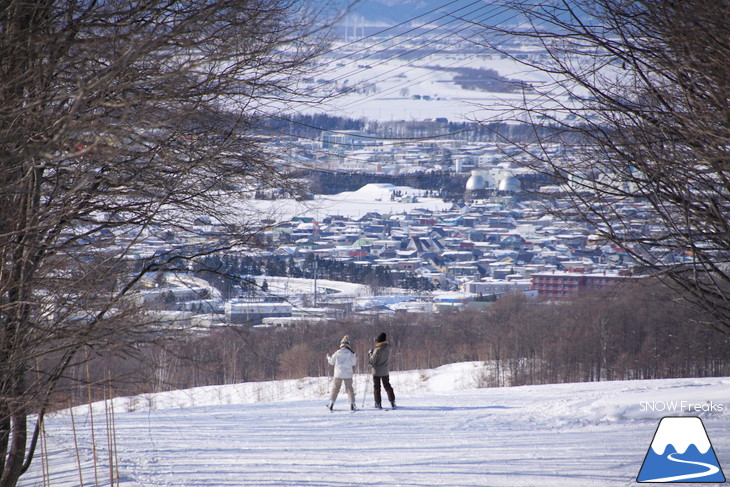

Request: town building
left=530, top=271, right=629, bottom=298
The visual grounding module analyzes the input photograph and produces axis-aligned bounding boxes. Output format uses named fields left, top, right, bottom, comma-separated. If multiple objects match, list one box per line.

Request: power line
left=322, top=7, right=521, bottom=101
left=330, top=6, right=510, bottom=88
left=327, top=1, right=493, bottom=84
left=325, top=0, right=472, bottom=57
left=328, top=0, right=487, bottom=69
left=270, top=4, right=523, bottom=130
left=330, top=13, right=524, bottom=111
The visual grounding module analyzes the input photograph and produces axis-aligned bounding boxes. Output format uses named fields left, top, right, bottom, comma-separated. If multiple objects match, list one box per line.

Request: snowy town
left=119, top=10, right=657, bottom=332
left=138, top=131, right=644, bottom=331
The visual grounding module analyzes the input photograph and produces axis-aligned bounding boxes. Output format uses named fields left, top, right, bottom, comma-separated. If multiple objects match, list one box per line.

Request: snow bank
left=73, top=362, right=730, bottom=426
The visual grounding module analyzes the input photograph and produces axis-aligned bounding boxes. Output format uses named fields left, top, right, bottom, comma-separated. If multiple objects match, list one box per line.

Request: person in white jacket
left=326, top=335, right=357, bottom=411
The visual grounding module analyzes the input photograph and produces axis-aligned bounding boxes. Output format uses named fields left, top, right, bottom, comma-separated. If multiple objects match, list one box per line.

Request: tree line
left=266, top=113, right=562, bottom=145
left=193, top=254, right=437, bottom=300
left=49, top=278, right=730, bottom=408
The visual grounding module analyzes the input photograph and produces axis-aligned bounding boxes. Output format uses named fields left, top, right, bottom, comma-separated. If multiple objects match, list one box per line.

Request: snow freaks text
left=639, top=401, right=725, bottom=413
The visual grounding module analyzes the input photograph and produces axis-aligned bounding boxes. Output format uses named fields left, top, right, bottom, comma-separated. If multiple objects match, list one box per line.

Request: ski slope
left=247, top=183, right=453, bottom=222
left=21, top=363, right=730, bottom=487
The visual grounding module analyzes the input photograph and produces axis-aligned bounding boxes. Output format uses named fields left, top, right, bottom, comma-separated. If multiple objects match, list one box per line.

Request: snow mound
left=73, top=363, right=730, bottom=427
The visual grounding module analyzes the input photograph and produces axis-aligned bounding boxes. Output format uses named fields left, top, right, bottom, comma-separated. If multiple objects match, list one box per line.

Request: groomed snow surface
left=22, top=363, right=730, bottom=487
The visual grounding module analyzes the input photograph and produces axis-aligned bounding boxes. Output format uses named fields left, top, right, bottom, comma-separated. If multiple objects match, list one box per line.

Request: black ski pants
left=373, top=375, right=395, bottom=405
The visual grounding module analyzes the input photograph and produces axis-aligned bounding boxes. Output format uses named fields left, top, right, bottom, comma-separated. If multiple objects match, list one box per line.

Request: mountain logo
left=637, top=416, right=726, bottom=483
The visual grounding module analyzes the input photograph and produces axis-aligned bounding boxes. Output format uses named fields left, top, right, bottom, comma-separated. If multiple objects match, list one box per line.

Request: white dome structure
left=465, top=169, right=488, bottom=191
left=498, top=174, right=521, bottom=192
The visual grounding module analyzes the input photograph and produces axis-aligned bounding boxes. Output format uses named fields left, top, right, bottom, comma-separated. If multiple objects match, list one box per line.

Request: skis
left=326, top=404, right=357, bottom=412
left=374, top=402, right=396, bottom=411
left=326, top=404, right=397, bottom=412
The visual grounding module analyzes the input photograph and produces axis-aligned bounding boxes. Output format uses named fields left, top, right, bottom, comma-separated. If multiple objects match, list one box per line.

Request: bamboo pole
left=110, top=394, right=120, bottom=487
left=105, top=392, right=114, bottom=487
left=40, top=420, right=49, bottom=487
left=85, top=349, right=99, bottom=486
left=105, top=375, right=121, bottom=487
left=69, top=401, right=85, bottom=487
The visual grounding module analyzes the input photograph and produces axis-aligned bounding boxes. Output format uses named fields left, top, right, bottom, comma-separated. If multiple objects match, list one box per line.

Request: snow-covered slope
left=248, top=183, right=452, bottom=221
left=22, top=363, right=730, bottom=486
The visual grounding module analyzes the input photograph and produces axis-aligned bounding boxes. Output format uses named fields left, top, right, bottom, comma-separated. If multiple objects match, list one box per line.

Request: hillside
left=21, top=363, right=730, bottom=486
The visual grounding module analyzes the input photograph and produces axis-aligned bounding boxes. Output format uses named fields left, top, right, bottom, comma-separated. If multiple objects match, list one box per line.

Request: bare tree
left=473, top=0, right=730, bottom=333
left=0, top=1, right=333, bottom=485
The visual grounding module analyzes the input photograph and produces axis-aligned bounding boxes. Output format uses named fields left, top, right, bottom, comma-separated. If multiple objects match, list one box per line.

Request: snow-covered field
left=302, top=49, right=555, bottom=122
left=22, top=363, right=730, bottom=487
left=249, top=183, right=454, bottom=221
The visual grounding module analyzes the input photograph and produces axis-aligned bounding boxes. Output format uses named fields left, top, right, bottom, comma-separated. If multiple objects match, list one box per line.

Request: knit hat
left=376, top=332, right=386, bottom=343
left=340, top=335, right=351, bottom=346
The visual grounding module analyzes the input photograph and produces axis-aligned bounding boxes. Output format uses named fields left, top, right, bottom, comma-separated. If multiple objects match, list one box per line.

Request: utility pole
left=313, top=255, right=318, bottom=307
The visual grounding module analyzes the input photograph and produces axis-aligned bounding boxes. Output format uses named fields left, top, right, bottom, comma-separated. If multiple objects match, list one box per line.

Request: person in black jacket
left=368, top=332, right=396, bottom=409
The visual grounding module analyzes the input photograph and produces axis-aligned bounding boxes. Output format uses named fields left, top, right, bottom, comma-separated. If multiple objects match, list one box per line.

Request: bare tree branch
left=0, top=1, right=335, bottom=485
left=472, top=0, right=730, bottom=333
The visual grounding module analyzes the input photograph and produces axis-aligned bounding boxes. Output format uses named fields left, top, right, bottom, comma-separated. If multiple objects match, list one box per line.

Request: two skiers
left=326, top=332, right=396, bottom=411
left=326, top=335, right=357, bottom=411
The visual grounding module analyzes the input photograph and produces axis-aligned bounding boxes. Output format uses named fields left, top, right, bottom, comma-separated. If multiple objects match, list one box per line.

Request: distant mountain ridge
left=336, top=0, right=435, bottom=25
left=336, top=0, right=515, bottom=27
left=332, top=0, right=590, bottom=31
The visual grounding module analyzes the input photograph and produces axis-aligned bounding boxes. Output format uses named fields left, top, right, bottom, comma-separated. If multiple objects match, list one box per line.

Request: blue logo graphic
left=637, top=416, right=725, bottom=483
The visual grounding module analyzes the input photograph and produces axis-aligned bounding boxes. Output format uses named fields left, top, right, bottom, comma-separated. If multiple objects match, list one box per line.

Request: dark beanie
left=376, top=332, right=386, bottom=342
